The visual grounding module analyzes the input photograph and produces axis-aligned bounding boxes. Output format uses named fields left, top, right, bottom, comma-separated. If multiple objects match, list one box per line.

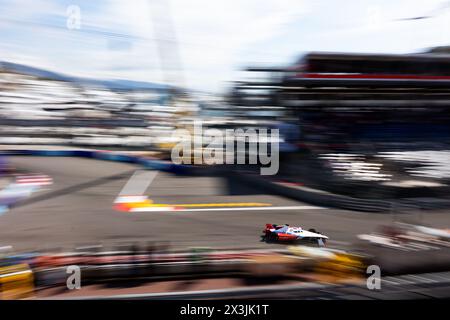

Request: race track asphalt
left=1, top=156, right=449, bottom=252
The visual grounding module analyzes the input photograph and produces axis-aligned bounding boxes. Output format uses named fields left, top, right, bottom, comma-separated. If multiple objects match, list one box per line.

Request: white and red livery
left=262, top=224, right=329, bottom=246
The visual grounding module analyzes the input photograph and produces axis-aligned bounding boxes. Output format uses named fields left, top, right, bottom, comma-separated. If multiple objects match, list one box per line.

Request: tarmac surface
left=1, top=156, right=449, bottom=252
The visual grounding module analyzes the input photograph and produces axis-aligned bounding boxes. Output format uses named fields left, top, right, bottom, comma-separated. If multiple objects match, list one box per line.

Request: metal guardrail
left=47, top=271, right=450, bottom=300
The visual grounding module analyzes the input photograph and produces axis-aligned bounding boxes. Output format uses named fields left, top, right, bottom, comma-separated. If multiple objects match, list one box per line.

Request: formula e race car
left=262, top=224, right=329, bottom=246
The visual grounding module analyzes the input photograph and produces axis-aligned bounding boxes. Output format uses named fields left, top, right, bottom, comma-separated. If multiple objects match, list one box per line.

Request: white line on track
left=118, top=170, right=157, bottom=196
left=132, top=205, right=325, bottom=213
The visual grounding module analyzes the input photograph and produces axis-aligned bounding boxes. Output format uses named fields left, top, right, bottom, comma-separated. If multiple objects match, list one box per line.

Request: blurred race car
left=262, top=224, right=329, bottom=246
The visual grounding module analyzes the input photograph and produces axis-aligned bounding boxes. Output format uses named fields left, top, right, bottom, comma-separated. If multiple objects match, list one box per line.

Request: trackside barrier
left=56, top=271, right=450, bottom=299
left=227, top=171, right=443, bottom=213
left=231, top=172, right=390, bottom=212
left=0, top=149, right=191, bottom=175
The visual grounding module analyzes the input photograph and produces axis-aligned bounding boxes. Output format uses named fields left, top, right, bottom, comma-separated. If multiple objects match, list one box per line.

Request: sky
left=1, top=0, right=450, bottom=93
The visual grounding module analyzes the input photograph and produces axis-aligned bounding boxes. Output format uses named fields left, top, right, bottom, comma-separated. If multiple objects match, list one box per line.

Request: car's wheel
left=267, top=233, right=276, bottom=243
left=316, top=238, right=326, bottom=247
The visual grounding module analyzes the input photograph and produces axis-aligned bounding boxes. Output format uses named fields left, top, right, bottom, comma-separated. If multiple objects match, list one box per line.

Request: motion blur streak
left=0, top=0, right=450, bottom=300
